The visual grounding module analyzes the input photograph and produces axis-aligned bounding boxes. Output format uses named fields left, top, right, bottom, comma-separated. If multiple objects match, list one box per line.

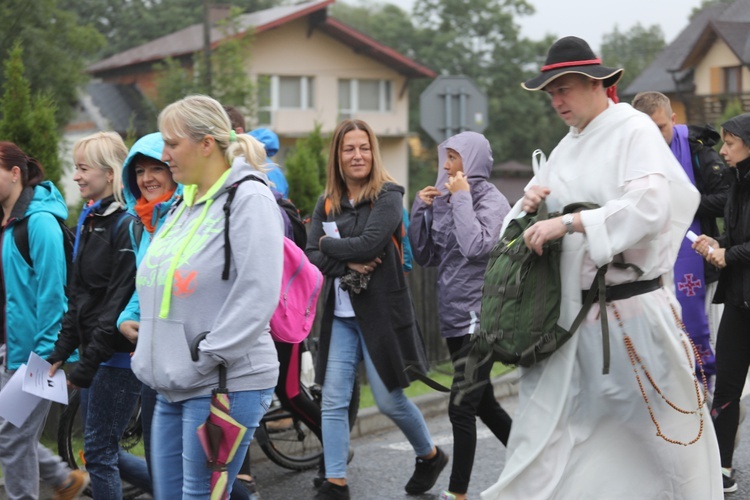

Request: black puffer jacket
left=688, top=124, right=731, bottom=284
left=48, top=195, right=141, bottom=387
left=715, top=158, right=750, bottom=308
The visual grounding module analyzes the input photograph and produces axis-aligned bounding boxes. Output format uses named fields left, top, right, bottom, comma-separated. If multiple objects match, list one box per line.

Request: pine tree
left=0, top=43, right=63, bottom=194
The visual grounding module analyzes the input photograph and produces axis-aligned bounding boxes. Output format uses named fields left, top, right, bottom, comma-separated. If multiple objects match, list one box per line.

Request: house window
left=257, top=75, right=314, bottom=125
left=338, top=79, right=393, bottom=118
left=724, top=66, right=741, bottom=93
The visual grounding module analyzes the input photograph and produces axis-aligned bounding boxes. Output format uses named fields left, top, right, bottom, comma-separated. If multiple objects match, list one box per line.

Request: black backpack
left=13, top=215, right=76, bottom=296
left=277, top=196, right=307, bottom=250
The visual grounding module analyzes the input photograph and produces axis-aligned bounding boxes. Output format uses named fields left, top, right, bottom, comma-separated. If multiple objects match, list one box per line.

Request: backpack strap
left=12, top=217, right=32, bottom=267
left=222, top=175, right=263, bottom=280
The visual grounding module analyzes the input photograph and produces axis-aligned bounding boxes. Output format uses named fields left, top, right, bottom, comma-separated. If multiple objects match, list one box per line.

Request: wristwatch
left=562, top=213, right=575, bottom=234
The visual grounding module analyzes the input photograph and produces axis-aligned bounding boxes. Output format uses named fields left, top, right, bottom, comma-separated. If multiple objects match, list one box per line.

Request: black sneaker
left=404, top=446, right=449, bottom=495
left=314, top=481, right=350, bottom=500
left=723, top=469, right=738, bottom=493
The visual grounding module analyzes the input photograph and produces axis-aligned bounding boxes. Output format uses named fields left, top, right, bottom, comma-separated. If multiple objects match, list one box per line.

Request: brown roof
left=87, top=0, right=435, bottom=79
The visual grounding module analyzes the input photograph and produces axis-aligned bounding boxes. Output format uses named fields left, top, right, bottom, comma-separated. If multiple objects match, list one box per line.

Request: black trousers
left=711, top=302, right=750, bottom=467
left=447, top=335, right=512, bottom=494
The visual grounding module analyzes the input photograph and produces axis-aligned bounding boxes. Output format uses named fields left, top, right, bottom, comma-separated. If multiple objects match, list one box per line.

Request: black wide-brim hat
left=522, top=36, right=624, bottom=91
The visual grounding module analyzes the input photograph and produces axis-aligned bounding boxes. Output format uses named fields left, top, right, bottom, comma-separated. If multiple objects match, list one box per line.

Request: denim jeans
left=322, top=317, right=434, bottom=479
left=151, top=388, right=273, bottom=499
left=80, top=365, right=150, bottom=499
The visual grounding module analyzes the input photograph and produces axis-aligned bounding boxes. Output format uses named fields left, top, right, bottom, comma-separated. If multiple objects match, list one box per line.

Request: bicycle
left=57, top=337, right=360, bottom=496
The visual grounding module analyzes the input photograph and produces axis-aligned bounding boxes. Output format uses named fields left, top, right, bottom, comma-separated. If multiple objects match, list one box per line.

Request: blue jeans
left=322, top=317, right=434, bottom=479
left=151, top=388, right=273, bottom=499
left=80, top=366, right=151, bottom=499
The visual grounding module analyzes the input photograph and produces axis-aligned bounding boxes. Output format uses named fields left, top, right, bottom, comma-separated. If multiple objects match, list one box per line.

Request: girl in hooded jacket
left=409, top=131, right=513, bottom=500
left=48, top=131, right=149, bottom=499
left=130, top=95, right=282, bottom=498
left=0, top=143, right=89, bottom=499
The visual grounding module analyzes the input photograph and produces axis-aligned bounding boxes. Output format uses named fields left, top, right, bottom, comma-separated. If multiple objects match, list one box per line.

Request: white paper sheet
left=0, top=365, right=41, bottom=427
left=323, top=221, right=341, bottom=239
left=22, top=352, right=68, bottom=404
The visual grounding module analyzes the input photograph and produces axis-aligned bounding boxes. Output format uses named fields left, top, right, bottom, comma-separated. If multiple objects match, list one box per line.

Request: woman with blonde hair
left=48, top=131, right=149, bottom=498
left=307, top=119, right=447, bottom=500
left=130, top=95, right=283, bottom=498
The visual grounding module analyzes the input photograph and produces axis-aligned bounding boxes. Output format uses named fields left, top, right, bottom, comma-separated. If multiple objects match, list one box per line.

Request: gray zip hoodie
left=131, top=157, right=283, bottom=402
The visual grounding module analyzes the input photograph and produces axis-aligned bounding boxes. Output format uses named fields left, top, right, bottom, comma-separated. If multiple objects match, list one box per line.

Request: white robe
left=483, top=103, right=723, bottom=499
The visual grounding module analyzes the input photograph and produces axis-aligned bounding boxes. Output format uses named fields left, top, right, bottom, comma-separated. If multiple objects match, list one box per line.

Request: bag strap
left=568, top=265, right=610, bottom=374
left=222, top=175, right=263, bottom=280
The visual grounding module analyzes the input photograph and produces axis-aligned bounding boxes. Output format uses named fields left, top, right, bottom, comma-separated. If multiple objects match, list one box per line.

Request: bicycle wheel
left=257, top=338, right=360, bottom=470
left=57, top=389, right=145, bottom=500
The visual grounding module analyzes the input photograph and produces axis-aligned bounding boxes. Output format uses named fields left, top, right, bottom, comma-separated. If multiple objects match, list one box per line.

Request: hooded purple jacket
left=409, top=132, right=510, bottom=338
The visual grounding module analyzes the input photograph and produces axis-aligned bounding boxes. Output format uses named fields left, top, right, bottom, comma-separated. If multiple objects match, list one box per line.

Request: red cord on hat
left=607, top=85, right=619, bottom=104
left=541, top=58, right=601, bottom=71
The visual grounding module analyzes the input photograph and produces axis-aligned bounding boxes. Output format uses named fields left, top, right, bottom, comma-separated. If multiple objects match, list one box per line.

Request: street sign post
left=419, top=75, right=488, bottom=143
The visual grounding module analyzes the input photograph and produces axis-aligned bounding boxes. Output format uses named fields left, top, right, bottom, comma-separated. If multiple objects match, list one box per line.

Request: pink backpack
left=269, top=237, right=323, bottom=343
left=222, top=175, right=322, bottom=343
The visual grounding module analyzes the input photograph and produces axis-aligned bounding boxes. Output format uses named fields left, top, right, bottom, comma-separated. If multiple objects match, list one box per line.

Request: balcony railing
left=683, top=92, right=750, bottom=125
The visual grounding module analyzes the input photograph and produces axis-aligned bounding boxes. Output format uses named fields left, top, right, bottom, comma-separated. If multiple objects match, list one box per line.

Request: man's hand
left=120, top=320, right=140, bottom=344
left=445, top=171, right=470, bottom=194
left=523, top=217, right=567, bottom=256
left=417, top=186, right=442, bottom=206
left=522, top=185, right=551, bottom=214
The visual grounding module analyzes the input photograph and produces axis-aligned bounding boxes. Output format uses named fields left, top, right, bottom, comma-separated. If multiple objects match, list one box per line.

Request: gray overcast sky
left=381, top=0, right=706, bottom=51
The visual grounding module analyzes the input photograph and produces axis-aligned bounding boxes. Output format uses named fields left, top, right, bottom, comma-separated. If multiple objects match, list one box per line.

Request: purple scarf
left=671, top=124, right=715, bottom=378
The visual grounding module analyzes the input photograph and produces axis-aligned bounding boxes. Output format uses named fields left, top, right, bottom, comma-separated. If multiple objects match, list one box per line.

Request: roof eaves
left=321, top=17, right=436, bottom=78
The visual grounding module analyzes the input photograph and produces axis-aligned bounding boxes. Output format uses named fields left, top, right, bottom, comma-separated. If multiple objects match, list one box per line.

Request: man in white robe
left=482, top=36, right=723, bottom=500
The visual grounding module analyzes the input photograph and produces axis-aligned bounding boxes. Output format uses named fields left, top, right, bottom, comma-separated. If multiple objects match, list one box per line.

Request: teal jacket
left=117, top=132, right=183, bottom=328
left=3, top=182, right=71, bottom=370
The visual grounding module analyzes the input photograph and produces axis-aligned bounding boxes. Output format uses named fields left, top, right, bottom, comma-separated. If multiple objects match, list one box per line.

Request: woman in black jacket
left=306, top=119, right=446, bottom=500
left=694, top=113, right=750, bottom=493
left=48, top=131, right=149, bottom=499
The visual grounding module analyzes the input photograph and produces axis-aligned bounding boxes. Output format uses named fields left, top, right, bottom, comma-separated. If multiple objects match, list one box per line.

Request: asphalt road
left=6, top=387, right=750, bottom=499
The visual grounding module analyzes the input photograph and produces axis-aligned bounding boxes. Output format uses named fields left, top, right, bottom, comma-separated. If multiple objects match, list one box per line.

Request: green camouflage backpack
left=460, top=200, right=609, bottom=390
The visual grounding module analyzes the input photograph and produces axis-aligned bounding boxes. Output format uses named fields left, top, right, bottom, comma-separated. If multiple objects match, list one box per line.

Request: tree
left=285, top=123, right=328, bottom=217
left=0, top=0, right=104, bottom=126
left=57, top=0, right=280, bottom=58
left=600, top=24, right=666, bottom=93
left=153, top=8, right=258, bottom=115
left=0, top=43, right=63, bottom=194
left=335, top=0, right=566, bottom=164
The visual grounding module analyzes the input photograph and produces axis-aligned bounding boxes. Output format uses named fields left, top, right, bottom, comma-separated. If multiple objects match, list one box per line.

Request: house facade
left=65, top=0, right=435, bottom=205
left=626, top=0, right=750, bottom=125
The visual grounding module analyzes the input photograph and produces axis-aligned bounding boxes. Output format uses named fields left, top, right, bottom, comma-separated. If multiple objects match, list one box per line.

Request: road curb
left=351, top=369, right=519, bottom=439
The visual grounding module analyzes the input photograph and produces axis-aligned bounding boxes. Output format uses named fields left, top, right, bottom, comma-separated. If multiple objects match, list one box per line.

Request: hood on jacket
left=22, top=181, right=68, bottom=221
left=122, top=132, right=183, bottom=209
left=435, top=131, right=493, bottom=190
left=249, top=128, right=279, bottom=157
left=722, top=113, right=750, bottom=147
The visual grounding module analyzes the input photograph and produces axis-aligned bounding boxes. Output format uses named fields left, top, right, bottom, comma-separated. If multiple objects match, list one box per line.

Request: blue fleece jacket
left=3, top=182, right=70, bottom=370
left=117, top=132, right=183, bottom=328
